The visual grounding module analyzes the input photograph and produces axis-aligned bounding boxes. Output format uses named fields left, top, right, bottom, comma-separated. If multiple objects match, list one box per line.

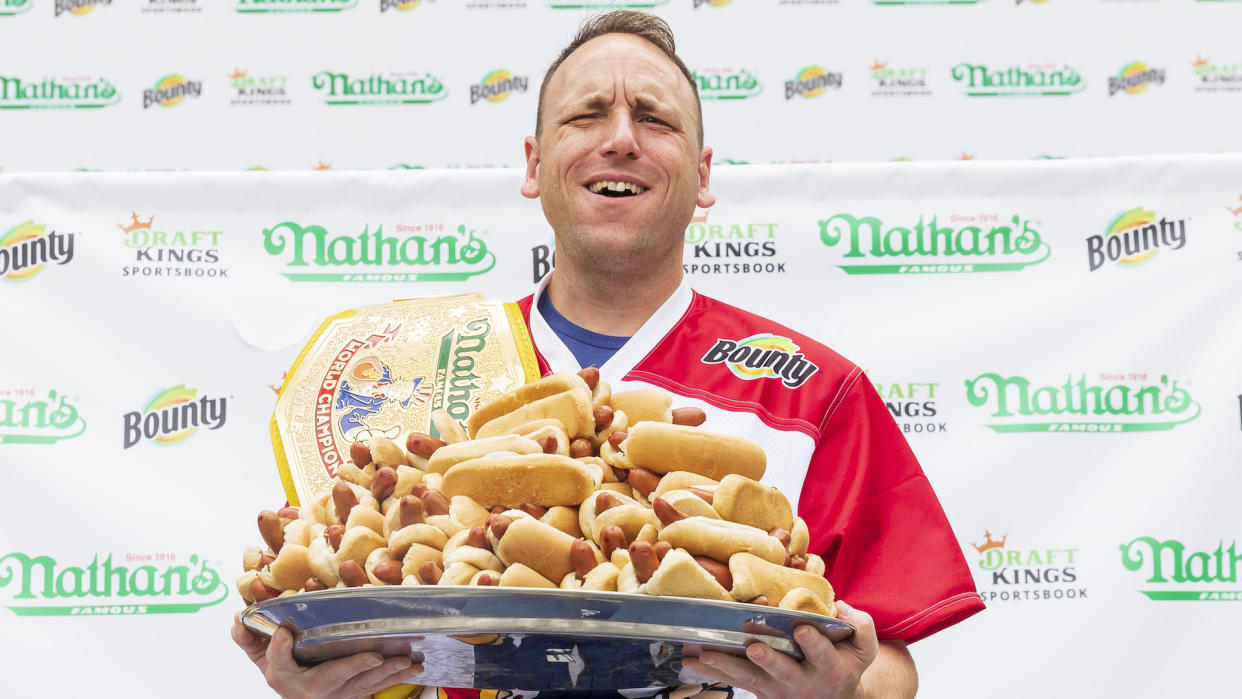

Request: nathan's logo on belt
left=1121, top=537, right=1242, bottom=601
left=964, top=371, right=1200, bottom=433
left=702, top=335, right=819, bottom=389
left=121, top=385, right=227, bottom=449
left=1086, top=207, right=1187, bottom=272
left=55, top=0, right=110, bottom=16
left=0, top=389, right=86, bottom=445
left=261, top=221, right=495, bottom=282
left=0, top=551, right=227, bottom=616
left=1, top=222, right=75, bottom=282
left=818, top=213, right=1050, bottom=274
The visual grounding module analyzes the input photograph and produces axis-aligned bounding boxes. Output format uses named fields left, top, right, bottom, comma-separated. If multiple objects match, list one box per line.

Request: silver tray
left=241, top=586, right=854, bottom=691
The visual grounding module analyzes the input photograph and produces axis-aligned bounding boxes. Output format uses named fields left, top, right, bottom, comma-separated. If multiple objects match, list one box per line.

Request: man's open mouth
left=587, top=180, right=647, bottom=198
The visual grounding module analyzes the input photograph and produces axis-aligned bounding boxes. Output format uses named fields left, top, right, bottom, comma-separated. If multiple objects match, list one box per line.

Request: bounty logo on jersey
left=702, top=334, right=819, bottom=389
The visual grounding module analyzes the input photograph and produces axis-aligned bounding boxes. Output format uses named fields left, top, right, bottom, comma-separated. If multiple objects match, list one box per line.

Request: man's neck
left=544, top=263, right=682, bottom=337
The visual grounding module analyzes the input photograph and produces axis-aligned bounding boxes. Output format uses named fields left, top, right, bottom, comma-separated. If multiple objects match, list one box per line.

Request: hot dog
left=729, top=552, right=836, bottom=612
left=657, top=517, right=788, bottom=566
left=616, top=422, right=766, bottom=482
left=712, top=474, right=794, bottom=532
left=467, top=373, right=595, bottom=439
left=441, top=453, right=601, bottom=509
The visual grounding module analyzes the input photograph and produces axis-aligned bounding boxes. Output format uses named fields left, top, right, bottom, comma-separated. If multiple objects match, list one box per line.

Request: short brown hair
left=535, top=10, right=703, bottom=148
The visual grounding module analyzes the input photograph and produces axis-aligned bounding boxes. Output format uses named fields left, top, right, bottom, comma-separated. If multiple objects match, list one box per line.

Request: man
left=232, top=11, right=983, bottom=698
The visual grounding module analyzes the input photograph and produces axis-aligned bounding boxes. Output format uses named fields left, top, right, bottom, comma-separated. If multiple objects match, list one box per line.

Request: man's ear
left=696, top=146, right=716, bottom=209
left=521, top=135, right=540, bottom=199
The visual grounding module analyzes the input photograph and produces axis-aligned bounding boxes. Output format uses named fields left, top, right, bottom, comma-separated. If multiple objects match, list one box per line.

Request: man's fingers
left=334, top=657, right=422, bottom=698
left=687, top=649, right=777, bottom=695
left=744, top=641, right=804, bottom=687
left=300, top=651, right=386, bottom=697
left=834, top=600, right=879, bottom=659
left=230, top=611, right=269, bottom=665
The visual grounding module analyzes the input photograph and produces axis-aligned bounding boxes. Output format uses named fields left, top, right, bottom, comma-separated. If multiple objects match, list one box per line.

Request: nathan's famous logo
left=236, top=0, right=358, bottom=12
left=951, top=63, right=1086, bottom=97
left=1108, top=62, right=1165, bottom=96
left=548, top=0, right=669, bottom=7
left=0, top=389, right=86, bottom=445
left=471, top=70, right=528, bottom=105
left=142, top=74, right=202, bottom=109
left=1, top=222, right=75, bottom=282
left=1192, top=56, right=1242, bottom=93
left=875, top=381, right=944, bottom=434
left=55, top=0, right=110, bottom=16
left=0, top=74, right=119, bottom=109
left=118, top=212, right=227, bottom=279
left=817, top=213, right=1050, bottom=274
left=694, top=68, right=762, bottom=101
left=973, top=531, right=1084, bottom=602
left=1086, top=207, right=1187, bottom=272
left=870, top=60, right=930, bottom=97
left=229, top=69, right=290, bottom=106
left=1121, top=537, right=1242, bottom=601
left=121, top=385, right=227, bottom=449
left=785, top=66, right=842, bottom=100
left=261, top=221, right=495, bottom=282
left=431, top=319, right=492, bottom=437
left=683, top=210, right=784, bottom=276
left=312, top=70, right=447, bottom=105
left=964, top=371, right=1200, bottom=433
left=0, top=0, right=30, bottom=15
left=701, top=335, right=819, bottom=389
left=0, top=551, right=227, bottom=616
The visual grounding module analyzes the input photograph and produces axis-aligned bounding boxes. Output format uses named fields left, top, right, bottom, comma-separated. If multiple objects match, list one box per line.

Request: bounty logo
left=817, top=213, right=1050, bottom=274
left=548, top=0, right=669, bottom=7
left=229, top=69, right=290, bottom=106
left=694, top=68, right=762, bottom=101
left=0, top=551, right=227, bottom=616
left=683, top=211, right=784, bottom=276
left=785, top=66, right=842, bottom=100
left=1121, top=537, right=1242, bottom=601
left=121, top=385, right=227, bottom=449
left=0, top=389, right=86, bottom=445
left=55, top=0, right=111, bottom=16
left=118, top=212, right=227, bottom=279
left=701, top=335, right=819, bottom=389
left=1108, top=62, right=1165, bottom=96
left=470, top=70, right=528, bottom=105
left=693, top=0, right=732, bottom=7
left=0, top=0, right=30, bottom=15
left=870, top=60, right=930, bottom=97
left=1086, top=207, right=1187, bottom=272
left=875, top=381, right=945, bottom=434
left=964, top=372, right=1200, bottom=433
left=1192, top=56, right=1242, bottom=93
left=0, top=222, right=75, bottom=282
left=312, top=70, right=447, bottom=105
left=261, top=221, right=495, bottom=282
left=236, top=0, right=358, bottom=12
left=0, top=74, right=119, bottom=109
left=951, top=63, right=1086, bottom=97
left=143, top=74, right=202, bottom=109
left=381, top=0, right=426, bottom=9
left=973, top=531, right=1085, bottom=603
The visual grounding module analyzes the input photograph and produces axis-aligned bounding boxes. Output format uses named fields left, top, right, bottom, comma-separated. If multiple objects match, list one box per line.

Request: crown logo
left=869, top=60, right=887, bottom=71
left=1227, top=195, right=1242, bottom=217
left=972, top=530, right=1007, bottom=554
left=268, top=371, right=287, bottom=396
left=118, top=212, right=154, bottom=234
left=1192, top=55, right=1209, bottom=67
left=313, top=160, right=332, bottom=171
left=230, top=68, right=247, bottom=80
left=959, top=151, right=975, bottom=161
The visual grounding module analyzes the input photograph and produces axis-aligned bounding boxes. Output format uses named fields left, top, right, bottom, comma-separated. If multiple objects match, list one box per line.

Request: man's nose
left=598, top=112, right=640, bottom=159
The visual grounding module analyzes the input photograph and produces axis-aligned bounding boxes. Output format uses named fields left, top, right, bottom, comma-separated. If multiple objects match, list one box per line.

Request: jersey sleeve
left=797, top=371, right=984, bottom=643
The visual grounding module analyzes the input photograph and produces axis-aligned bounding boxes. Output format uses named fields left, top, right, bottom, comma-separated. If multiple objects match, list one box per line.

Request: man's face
left=521, top=33, right=714, bottom=273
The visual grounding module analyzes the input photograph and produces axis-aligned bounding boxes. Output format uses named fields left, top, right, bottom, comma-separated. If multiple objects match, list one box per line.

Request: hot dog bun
left=608, top=388, right=673, bottom=425
left=425, top=434, right=544, bottom=474
left=729, top=552, right=836, bottom=615
left=622, top=422, right=766, bottom=481
left=440, top=453, right=600, bottom=508
left=712, top=474, right=794, bottom=532
left=468, top=373, right=594, bottom=439
left=657, top=517, right=787, bottom=565
left=645, top=549, right=732, bottom=602
left=493, top=516, right=579, bottom=583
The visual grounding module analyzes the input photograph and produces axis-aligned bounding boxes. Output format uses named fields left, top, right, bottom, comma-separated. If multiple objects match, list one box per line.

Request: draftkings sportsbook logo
left=121, top=385, right=228, bottom=449
left=0, top=551, right=227, bottom=616
left=1121, top=537, right=1242, bottom=601
left=683, top=211, right=784, bottom=276
left=262, top=221, right=495, bottom=282
left=817, top=212, right=1050, bottom=274
left=143, top=74, right=202, bottom=109
left=875, top=381, right=944, bottom=434
left=1086, top=207, right=1188, bottom=272
left=236, top=0, right=357, bottom=12
left=694, top=68, right=762, bottom=101
left=1108, top=62, right=1165, bottom=96
left=701, top=335, right=819, bottom=389
left=785, top=66, right=842, bottom=100
left=312, top=70, right=447, bottom=105
left=470, top=70, right=528, bottom=105
left=1, top=222, right=76, bottom=282
left=119, top=212, right=227, bottom=279
left=1192, top=56, right=1242, bottom=93
left=964, top=371, right=1200, bottom=433
left=0, top=74, right=119, bottom=109
left=0, top=389, right=86, bottom=445
left=229, top=69, right=290, bottom=106
left=870, top=60, right=930, bottom=97
left=973, top=531, right=1085, bottom=603
left=951, top=63, right=1086, bottom=97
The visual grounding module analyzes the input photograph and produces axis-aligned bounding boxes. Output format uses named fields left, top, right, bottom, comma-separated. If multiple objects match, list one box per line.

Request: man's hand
left=681, top=601, right=916, bottom=699
left=231, top=611, right=423, bottom=699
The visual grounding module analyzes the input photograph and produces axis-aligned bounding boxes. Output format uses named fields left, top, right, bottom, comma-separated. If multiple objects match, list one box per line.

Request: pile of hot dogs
left=237, top=369, right=836, bottom=617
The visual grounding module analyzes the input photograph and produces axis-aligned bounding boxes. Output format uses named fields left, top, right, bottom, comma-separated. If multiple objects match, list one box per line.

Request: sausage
left=370, top=466, right=398, bottom=501
left=418, top=560, right=444, bottom=585
left=257, top=510, right=285, bottom=554
left=769, top=527, right=792, bottom=549
left=578, top=367, right=600, bottom=391
left=303, top=577, right=329, bottom=592
left=398, top=495, right=425, bottom=528
left=324, top=525, right=344, bottom=552
left=372, top=560, right=404, bottom=585
left=487, top=514, right=513, bottom=540
left=599, top=525, right=628, bottom=560
left=350, top=441, right=372, bottom=467
left=671, top=407, right=707, bottom=427
left=571, top=539, right=599, bottom=580
left=689, top=486, right=715, bottom=505
left=406, top=432, right=446, bottom=459
left=519, top=503, right=549, bottom=519
left=569, top=438, right=594, bottom=459
left=629, top=541, right=660, bottom=584
left=539, top=436, right=558, bottom=454
left=594, top=491, right=621, bottom=513
left=652, top=497, right=686, bottom=527
left=693, top=556, right=733, bottom=590
left=593, top=405, right=614, bottom=431
left=250, top=577, right=280, bottom=602
left=465, top=526, right=492, bottom=551
left=626, top=468, right=661, bottom=497
left=339, top=560, right=368, bottom=587
left=608, top=431, right=628, bottom=450
left=421, top=489, right=451, bottom=517
left=332, top=481, right=358, bottom=524
left=652, top=541, right=673, bottom=561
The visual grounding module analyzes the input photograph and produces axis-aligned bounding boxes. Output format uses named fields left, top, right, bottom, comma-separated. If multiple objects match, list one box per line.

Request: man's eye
left=639, top=116, right=669, bottom=126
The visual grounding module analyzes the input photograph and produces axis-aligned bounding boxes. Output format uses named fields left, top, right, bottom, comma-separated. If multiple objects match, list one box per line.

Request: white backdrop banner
left=2, top=155, right=1242, bottom=697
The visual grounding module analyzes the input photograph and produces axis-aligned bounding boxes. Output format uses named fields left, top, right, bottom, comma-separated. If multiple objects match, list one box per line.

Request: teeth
left=589, top=180, right=646, bottom=195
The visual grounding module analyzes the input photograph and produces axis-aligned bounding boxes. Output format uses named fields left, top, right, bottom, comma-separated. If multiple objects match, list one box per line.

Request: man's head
left=522, top=11, right=714, bottom=282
